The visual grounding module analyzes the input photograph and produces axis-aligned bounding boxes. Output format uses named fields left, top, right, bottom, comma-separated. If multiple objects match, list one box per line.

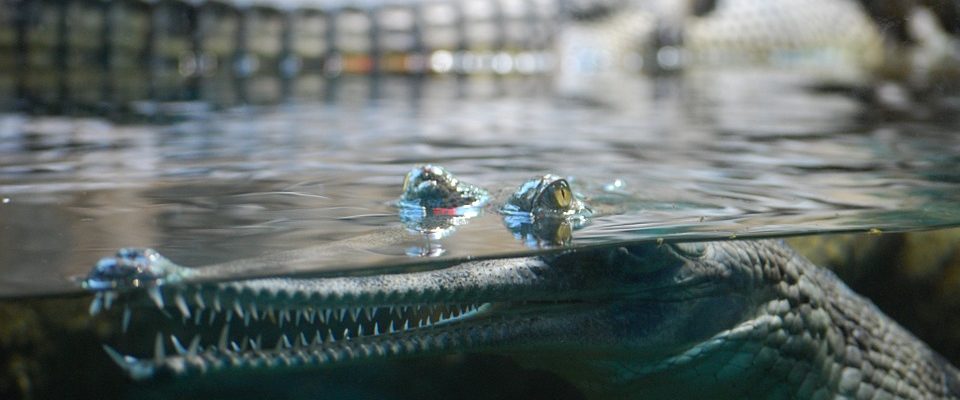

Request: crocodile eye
left=552, top=181, right=573, bottom=210
left=537, top=179, right=572, bottom=211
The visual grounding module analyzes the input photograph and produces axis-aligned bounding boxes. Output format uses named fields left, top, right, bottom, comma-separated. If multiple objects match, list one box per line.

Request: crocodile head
left=84, top=248, right=192, bottom=291
left=398, top=165, right=490, bottom=237
left=501, top=175, right=591, bottom=246
left=398, top=164, right=489, bottom=211
left=85, top=239, right=768, bottom=396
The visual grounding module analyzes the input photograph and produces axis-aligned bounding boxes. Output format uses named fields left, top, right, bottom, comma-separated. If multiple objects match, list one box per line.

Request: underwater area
left=2, top=0, right=960, bottom=399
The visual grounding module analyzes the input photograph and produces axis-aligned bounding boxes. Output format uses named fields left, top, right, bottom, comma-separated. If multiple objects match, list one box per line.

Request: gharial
left=83, top=166, right=960, bottom=399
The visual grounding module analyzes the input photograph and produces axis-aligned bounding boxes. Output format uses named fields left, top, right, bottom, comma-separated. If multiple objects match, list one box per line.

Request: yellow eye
left=552, top=182, right=572, bottom=210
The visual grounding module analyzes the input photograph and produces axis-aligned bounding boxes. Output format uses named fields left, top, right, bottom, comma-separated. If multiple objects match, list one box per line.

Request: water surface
left=1, top=71, right=960, bottom=297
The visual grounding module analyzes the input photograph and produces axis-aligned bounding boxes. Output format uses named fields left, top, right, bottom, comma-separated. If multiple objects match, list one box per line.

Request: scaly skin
left=85, top=240, right=960, bottom=399
left=82, top=167, right=959, bottom=398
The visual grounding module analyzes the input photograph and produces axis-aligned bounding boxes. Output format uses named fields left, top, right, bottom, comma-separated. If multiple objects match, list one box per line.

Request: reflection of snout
left=399, top=206, right=482, bottom=240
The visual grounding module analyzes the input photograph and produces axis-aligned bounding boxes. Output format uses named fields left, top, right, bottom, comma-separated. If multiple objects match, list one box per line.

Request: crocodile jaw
left=102, top=291, right=503, bottom=380
left=90, top=256, right=587, bottom=380
left=89, top=242, right=751, bottom=385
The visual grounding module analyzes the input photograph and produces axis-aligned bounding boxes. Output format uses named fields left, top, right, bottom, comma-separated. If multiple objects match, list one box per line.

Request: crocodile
left=83, top=171, right=960, bottom=399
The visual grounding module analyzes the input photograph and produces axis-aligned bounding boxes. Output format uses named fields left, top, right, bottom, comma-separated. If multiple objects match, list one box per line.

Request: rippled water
left=1, top=71, right=960, bottom=297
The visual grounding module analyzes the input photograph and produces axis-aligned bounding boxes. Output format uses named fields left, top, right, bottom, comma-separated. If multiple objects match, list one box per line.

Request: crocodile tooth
left=249, top=303, right=259, bottom=321
left=358, top=324, right=364, bottom=337
left=193, top=309, right=204, bottom=326
left=299, top=333, right=308, bottom=348
left=280, top=309, right=291, bottom=326
left=373, top=322, right=380, bottom=335
left=218, top=325, right=230, bottom=351
left=351, top=307, right=361, bottom=322
left=404, top=320, right=410, bottom=330
left=320, top=309, right=331, bottom=323
left=230, top=341, right=241, bottom=352
left=174, top=293, right=191, bottom=318
left=188, top=336, right=201, bottom=356
left=393, top=306, right=403, bottom=319
left=255, top=335, right=263, bottom=351
left=343, top=328, right=350, bottom=340
left=102, top=345, right=130, bottom=370
left=209, top=310, right=217, bottom=325
left=305, top=308, right=316, bottom=324
left=438, top=311, right=446, bottom=321
left=154, top=333, right=166, bottom=362
left=193, top=291, right=206, bottom=309
left=316, top=309, right=326, bottom=324
left=388, top=321, right=395, bottom=333
left=212, top=293, right=222, bottom=312
left=147, top=286, right=165, bottom=309
left=326, top=329, right=335, bottom=343
left=294, top=310, right=303, bottom=326
left=426, top=315, right=432, bottom=326
left=282, top=335, right=293, bottom=349
left=89, top=292, right=103, bottom=316
left=170, top=335, right=187, bottom=355
left=248, top=338, right=257, bottom=352
left=338, top=308, right=346, bottom=321
left=122, top=305, right=132, bottom=333
left=244, top=311, right=251, bottom=327
left=313, top=330, right=323, bottom=345
left=104, top=291, right=116, bottom=310
left=266, top=305, right=276, bottom=322
left=363, top=307, right=374, bottom=321
left=233, top=300, right=244, bottom=320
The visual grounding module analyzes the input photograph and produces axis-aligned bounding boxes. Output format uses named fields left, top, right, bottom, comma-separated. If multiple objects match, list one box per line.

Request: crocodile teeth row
left=169, top=299, right=484, bottom=329
left=91, top=287, right=489, bottom=348
left=92, top=288, right=484, bottom=326
left=104, top=325, right=476, bottom=379
left=132, top=302, right=489, bottom=366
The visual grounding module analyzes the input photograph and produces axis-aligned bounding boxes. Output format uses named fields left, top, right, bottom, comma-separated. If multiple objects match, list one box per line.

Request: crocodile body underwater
left=86, top=239, right=960, bottom=399
left=83, top=167, right=960, bottom=399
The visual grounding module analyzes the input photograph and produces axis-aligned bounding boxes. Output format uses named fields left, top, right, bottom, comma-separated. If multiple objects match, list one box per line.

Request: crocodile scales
left=83, top=168, right=960, bottom=399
